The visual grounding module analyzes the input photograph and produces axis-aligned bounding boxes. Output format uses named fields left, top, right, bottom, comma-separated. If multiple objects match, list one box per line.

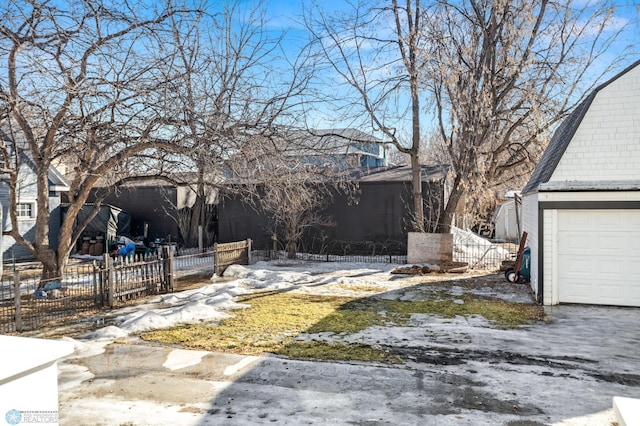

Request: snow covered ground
left=45, top=260, right=640, bottom=425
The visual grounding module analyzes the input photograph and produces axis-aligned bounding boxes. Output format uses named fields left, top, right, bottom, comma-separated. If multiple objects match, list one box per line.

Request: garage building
left=522, top=60, right=640, bottom=307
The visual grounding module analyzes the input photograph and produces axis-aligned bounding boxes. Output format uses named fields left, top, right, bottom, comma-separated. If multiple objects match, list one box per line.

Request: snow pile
left=80, top=283, right=251, bottom=338
left=75, top=261, right=399, bottom=339
left=224, top=264, right=314, bottom=284
left=451, top=226, right=511, bottom=269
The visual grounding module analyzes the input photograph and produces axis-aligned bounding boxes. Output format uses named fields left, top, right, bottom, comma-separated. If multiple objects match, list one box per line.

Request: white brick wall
left=550, top=65, right=640, bottom=182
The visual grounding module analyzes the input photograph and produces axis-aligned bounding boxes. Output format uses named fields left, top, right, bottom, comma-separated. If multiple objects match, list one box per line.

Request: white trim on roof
left=538, top=181, right=640, bottom=192
left=48, top=165, right=70, bottom=191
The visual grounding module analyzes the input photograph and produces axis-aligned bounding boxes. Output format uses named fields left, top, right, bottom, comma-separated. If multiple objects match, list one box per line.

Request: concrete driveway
left=55, top=283, right=640, bottom=426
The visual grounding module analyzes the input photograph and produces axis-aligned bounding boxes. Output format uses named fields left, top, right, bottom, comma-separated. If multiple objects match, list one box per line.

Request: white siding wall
left=550, top=65, right=640, bottom=182
left=494, top=200, right=519, bottom=242
left=543, top=209, right=558, bottom=306
left=521, top=193, right=539, bottom=299
left=1, top=161, right=39, bottom=260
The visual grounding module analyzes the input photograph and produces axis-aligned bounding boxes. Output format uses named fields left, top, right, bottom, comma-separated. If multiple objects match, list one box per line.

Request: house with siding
left=289, top=128, right=389, bottom=169
left=521, top=59, right=640, bottom=307
left=226, top=128, right=389, bottom=177
left=0, top=159, right=70, bottom=262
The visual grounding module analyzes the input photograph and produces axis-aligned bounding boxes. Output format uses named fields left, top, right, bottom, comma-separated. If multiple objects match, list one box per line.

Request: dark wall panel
left=87, top=186, right=181, bottom=242
left=217, top=180, right=445, bottom=254
left=321, top=182, right=411, bottom=242
left=217, top=196, right=271, bottom=247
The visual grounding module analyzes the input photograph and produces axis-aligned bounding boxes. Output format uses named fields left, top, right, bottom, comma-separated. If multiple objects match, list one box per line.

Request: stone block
left=407, top=232, right=453, bottom=264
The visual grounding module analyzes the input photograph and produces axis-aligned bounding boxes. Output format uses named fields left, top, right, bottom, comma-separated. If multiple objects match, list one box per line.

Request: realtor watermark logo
left=5, top=410, right=21, bottom=425
left=5, top=410, right=58, bottom=425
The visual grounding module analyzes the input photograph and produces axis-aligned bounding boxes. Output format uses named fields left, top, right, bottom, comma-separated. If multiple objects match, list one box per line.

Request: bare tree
left=228, top=131, right=356, bottom=259
left=305, top=0, right=635, bottom=234
left=305, top=0, right=430, bottom=231
left=423, top=0, right=634, bottom=232
left=154, top=0, right=314, bottom=247
left=262, top=179, right=336, bottom=259
left=0, top=0, right=194, bottom=275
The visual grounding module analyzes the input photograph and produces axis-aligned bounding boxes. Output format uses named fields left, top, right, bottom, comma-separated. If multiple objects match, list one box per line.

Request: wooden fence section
left=1, top=240, right=253, bottom=333
left=0, top=264, right=104, bottom=333
left=101, top=249, right=173, bottom=308
left=213, top=239, right=252, bottom=275
left=0, top=249, right=177, bottom=333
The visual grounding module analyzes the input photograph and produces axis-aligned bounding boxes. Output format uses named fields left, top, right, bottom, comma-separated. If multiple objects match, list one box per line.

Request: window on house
left=16, top=202, right=35, bottom=219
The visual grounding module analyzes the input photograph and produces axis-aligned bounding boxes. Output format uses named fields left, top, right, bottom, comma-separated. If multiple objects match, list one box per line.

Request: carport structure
left=522, top=59, right=640, bottom=307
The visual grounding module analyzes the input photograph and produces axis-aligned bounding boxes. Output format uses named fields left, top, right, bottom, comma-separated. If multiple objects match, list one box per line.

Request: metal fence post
left=167, top=246, right=174, bottom=292
left=92, top=260, right=99, bottom=305
left=13, top=270, right=22, bottom=332
left=272, top=234, right=278, bottom=260
left=247, top=239, right=252, bottom=265
left=169, top=246, right=174, bottom=293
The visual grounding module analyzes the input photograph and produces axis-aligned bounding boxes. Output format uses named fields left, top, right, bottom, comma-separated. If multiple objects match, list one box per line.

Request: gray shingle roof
left=284, top=128, right=386, bottom=157
left=522, top=59, right=640, bottom=194
left=353, top=164, right=449, bottom=182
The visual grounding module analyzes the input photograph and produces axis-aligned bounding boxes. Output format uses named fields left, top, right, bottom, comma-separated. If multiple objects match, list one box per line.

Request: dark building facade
left=218, top=165, right=448, bottom=255
left=85, top=182, right=181, bottom=242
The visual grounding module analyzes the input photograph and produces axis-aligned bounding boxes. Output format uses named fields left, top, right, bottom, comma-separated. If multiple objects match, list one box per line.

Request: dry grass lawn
left=140, top=288, right=544, bottom=363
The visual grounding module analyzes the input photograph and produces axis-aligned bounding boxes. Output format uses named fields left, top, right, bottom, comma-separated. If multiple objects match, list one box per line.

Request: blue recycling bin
left=519, top=247, right=531, bottom=282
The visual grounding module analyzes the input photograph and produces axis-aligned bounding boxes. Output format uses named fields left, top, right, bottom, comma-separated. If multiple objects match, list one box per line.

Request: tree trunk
left=55, top=220, right=76, bottom=278
left=39, top=247, right=59, bottom=281
left=189, top=196, right=203, bottom=246
left=188, top=166, right=206, bottom=246
left=286, top=241, right=297, bottom=259
left=438, top=177, right=465, bottom=234
left=410, top=151, right=424, bottom=232
left=285, top=221, right=297, bottom=259
left=407, top=2, right=424, bottom=233
left=34, top=168, right=59, bottom=280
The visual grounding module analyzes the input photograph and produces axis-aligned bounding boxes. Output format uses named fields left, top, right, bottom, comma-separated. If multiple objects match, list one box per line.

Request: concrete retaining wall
left=407, top=232, right=453, bottom=263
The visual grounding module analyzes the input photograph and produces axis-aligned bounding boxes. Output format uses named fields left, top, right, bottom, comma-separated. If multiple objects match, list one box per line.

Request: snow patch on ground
left=52, top=260, right=637, bottom=426
left=452, top=226, right=511, bottom=269
left=163, top=349, right=211, bottom=370
left=61, top=260, right=532, bottom=339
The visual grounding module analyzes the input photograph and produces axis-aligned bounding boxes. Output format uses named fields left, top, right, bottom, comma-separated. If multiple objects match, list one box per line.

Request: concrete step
left=613, top=396, right=640, bottom=426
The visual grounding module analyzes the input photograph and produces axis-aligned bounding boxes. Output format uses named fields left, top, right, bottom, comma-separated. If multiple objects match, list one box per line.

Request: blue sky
left=260, top=0, right=639, bottom=67
left=252, top=0, right=640, bottom=135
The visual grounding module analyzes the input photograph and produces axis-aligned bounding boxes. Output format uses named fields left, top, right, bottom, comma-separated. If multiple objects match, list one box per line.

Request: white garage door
left=557, top=210, right=640, bottom=306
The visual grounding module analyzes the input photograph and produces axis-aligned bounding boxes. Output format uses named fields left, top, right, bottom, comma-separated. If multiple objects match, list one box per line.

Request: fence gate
left=213, top=239, right=252, bottom=275
left=101, top=249, right=173, bottom=308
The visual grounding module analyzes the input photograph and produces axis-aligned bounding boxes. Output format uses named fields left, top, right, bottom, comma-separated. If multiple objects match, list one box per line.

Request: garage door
left=557, top=210, right=640, bottom=306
